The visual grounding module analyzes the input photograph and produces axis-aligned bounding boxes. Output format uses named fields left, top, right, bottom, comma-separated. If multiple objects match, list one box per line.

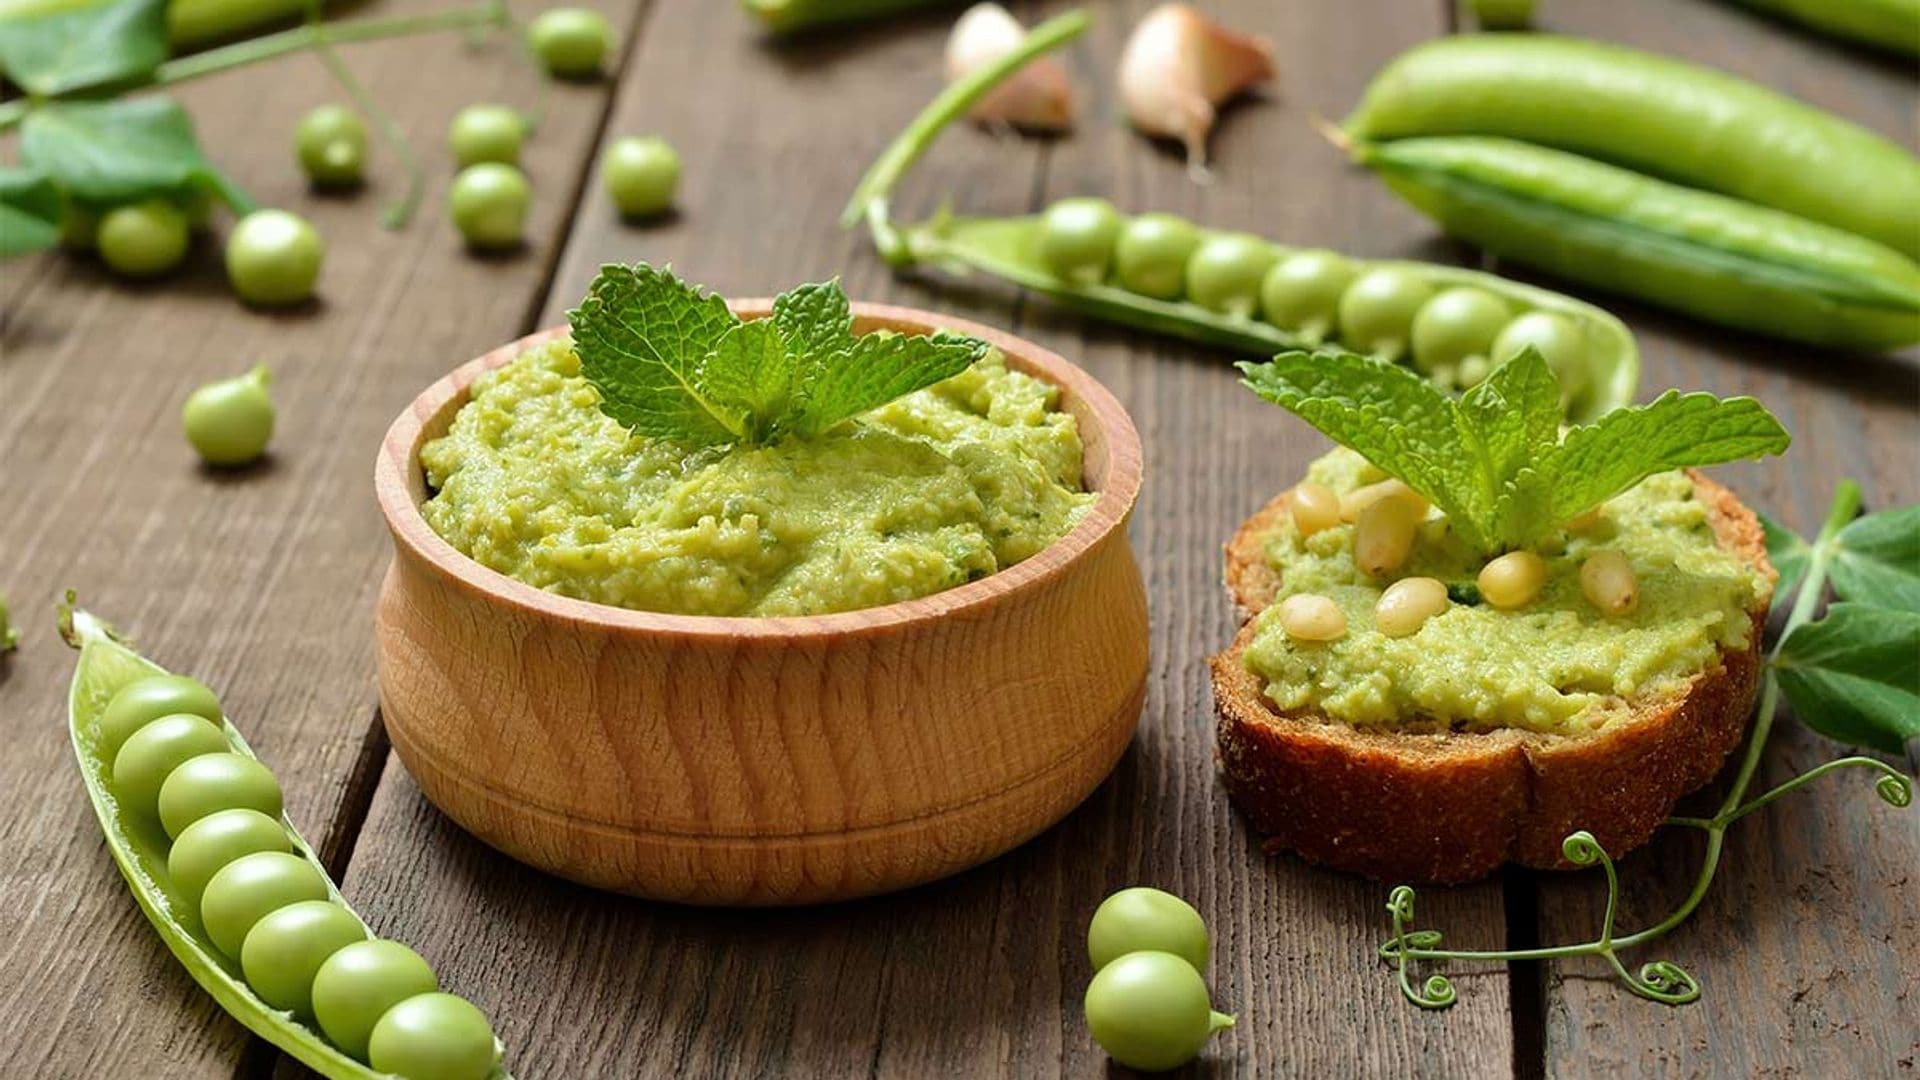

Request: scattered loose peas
left=295, top=105, right=368, bottom=187
left=601, top=135, right=680, bottom=219
left=98, top=200, right=190, bottom=278
left=1375, top=576, right=1450, bottom=637
left=527, top=7, right=612, bottom=79
left=1580, top=549, right=1639, bottom=615
left=1278, top=593, right=1347, bottom=641
left=1354, top=495, right=1421, bottom=577
left=1087, top=887, right=1210, bottom=974
left=448, top=104, right=526, bottom=168
left=182, top=365, right=275, bottom=468
left=1289, top=481, right=1341, bottom=536
left=449, top=162, right=532, bottom=251
left=225, top=209, right=325, bottom=306
left=1478, top=550, right=1548, bottom=610
left=1084, top=951, right=1235, bottom=1073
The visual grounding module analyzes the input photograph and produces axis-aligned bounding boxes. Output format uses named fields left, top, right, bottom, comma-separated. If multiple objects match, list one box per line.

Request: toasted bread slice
left=1211, top=472, right=1772, bottom=883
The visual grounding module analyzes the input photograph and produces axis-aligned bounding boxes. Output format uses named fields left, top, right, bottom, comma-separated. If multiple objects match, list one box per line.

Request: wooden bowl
left=373, top=302, right=1147, bottom=905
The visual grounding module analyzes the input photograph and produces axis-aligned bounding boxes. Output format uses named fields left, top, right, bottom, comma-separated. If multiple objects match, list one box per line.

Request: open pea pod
left=58, top=602, right=513, bottom=1080
left=842, top=8, right=1638, bottom=422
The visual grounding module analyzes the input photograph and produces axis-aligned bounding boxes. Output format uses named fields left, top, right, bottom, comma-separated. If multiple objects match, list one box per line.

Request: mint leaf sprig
left=568, top=262, right=990, bottom=447
left=1238, top=347, right=1790, bottom=554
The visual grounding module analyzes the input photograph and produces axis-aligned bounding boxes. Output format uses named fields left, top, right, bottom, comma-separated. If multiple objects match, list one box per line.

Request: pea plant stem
left=0, top=3, right=507, bottom=133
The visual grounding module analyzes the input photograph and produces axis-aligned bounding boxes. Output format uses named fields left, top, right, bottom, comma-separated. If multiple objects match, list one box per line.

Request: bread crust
left=1211, top=472, right=1773, bottom=883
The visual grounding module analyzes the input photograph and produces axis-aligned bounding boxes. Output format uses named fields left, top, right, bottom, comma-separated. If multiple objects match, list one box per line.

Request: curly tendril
left=1382, top=886, right=1457, bottom=1009
left=1561, top=830, right=1605, bottom=866
left=1876, top=772, right=1912, bottom=808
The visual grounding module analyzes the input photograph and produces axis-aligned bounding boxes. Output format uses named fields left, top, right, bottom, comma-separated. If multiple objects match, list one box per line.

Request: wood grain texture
left=1511, top=2, right=1920, bottom=1076
left=0, top=0, right=640, bottom=1074
left=372, top=308, right=1147, bottom=903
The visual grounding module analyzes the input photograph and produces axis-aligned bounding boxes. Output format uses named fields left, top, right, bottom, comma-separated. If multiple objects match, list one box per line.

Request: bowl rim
left=375, top=299, right=1144, bottom=639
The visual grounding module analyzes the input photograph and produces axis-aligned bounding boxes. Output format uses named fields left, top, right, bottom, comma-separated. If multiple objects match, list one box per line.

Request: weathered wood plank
left=1495, top=3, right=1920, bottom=1075
left=0, top=0, right=639, bottom=1074
left=337, top=1, right=1516, bottom=1076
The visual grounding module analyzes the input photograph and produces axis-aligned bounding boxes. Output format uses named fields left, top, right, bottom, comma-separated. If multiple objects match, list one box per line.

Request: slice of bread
left=1210, top=471, right=1773, bottom=884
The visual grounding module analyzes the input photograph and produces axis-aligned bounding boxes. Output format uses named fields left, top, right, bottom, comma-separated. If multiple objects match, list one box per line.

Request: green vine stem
left=1376, top=479, right=1912, bottom=1008
left=0, top=2, right=510, bottom=133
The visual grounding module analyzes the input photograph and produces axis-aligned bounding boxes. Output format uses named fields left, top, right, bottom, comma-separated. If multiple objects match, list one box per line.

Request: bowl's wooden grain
left=373, top=302, right=1147, bottom=905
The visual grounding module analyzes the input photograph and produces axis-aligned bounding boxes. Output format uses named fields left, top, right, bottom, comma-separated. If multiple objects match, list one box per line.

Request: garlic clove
left=945, top=2, right=1076, bottom=132
left=1117, top=3, right=1275, bottom=171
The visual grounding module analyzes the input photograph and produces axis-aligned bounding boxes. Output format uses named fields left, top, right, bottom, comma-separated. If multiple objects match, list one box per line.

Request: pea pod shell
left=1356, top=135, right=1920, bottom=350
left=58, top=606, right=514, bottom=1080
left=1343, top=34, right=1920, bottom=259
left=1724, top=0, right=1920, bottom=58
left=905, top=210, right=1637, bottom=422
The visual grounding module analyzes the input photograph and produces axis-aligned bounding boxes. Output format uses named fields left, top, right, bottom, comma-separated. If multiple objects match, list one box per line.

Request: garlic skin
left=1117, top=3, right=1275, bottom=170
left=945, top=2, right=1075, bottom=132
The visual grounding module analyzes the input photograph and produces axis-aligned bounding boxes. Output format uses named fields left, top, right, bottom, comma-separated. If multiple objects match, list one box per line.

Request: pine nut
left=1290, top=482, right=1342, bottom=536
left=1580, top=549, right=1639, bottom=615
left=1479, top=550, right=1548, bottom=609
left=1278, top=594, right=1347, bottom=641
left=1375, top=576, right=1450, bottom=637
left=1354, top=496, right=1420, bottom=576
left=1565, top=505, right=1604, bottom=532
left=1340, top=479, right=1428, bottom=523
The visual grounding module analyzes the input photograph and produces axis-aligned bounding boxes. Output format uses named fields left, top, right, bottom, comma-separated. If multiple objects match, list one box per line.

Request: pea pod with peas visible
left=841, top=8, right=1638, bottom=420
left=58, top=601, right=512, bottom=1080
left=1353, top=135, right=1920, bottom=350
left=1343, top=34, right=1920, bottom=260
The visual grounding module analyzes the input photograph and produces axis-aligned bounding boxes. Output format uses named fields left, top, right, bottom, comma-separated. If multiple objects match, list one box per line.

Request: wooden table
left=3, top=1, right=1915, bottom=1075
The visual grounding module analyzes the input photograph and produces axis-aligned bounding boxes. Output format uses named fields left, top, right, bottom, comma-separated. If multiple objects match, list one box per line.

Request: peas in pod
left=60, top=604, right=511, bottom=1080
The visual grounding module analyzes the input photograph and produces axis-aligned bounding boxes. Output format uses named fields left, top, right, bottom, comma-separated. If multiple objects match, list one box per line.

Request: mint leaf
left=20, top=97, right=250, bottom=211
left=1540, top=391, right=1790, bottom=525
left=772, top=279, right=855, bottom=359
left=569, top=263, right=743, bottom=445
left=701, top=318, right=795, bottom=443
left=1457, top=349, right=1562, bottom=546
left=1237, top=351, right=1488, bottom=546
left=0, top=167, right=63, bottom=258
left=795, top=329, right=987, bottom=437
left=1776, top=602, right=1920, bottom=755
left=0, top=0, right=167, bottom=97
left=1830, top=505, right=1920, bottom=613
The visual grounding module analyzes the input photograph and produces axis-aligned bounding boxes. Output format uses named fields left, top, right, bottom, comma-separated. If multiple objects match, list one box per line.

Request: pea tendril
left=1377, top=479, right=1915, bottom=1010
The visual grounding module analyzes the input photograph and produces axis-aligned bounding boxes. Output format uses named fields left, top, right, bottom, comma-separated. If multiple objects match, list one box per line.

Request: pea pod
left=1723, top=0, right=1920, bottom=58
left=1343, top=34, right=1920, bottom=260
left=842, top=8, right=1637, bottom=421
left=1354, top=135, right=1920, bottom=350
left=58, top=602, right=513, bottom=1080
left=0, top=0, right=331, bottom=48
left=739, top=0, right=955, bottom=34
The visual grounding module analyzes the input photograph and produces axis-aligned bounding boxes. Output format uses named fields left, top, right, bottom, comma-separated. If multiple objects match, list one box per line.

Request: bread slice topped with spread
left=1212, top=348, right=1788, bottom=884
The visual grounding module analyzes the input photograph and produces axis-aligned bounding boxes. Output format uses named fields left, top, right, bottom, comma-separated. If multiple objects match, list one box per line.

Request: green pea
left=1494, top=310, right=1590, bottom=404
left=1410, top=286, right=1510, bottom=374
left=99, top=675, right=222, bottom=763
left=1260, top=250, right=1356, bottom=343
left=368, top=992, right=500, bottom=1080
left=157, top=752, right=284, bottom=839
left=1088, top=887, right=1209, bottom=974
left=1112, top=213, right=1202, bottom=300
left=241, top=900, right=367, bottom=1018
left=449, top=163, right=532, bottom=252
left=200, top=850, right=330, bottom=959
left=112, top=714, right=230, bottom=819
left=225, top=209, right=324, bottom=307
left=295, top=105, right=368, bottom=187
left=527, top=7, right=611, bottom=79
left=313, top=939, right=440, bottom=1061
left=448, top=105, right=525, bottom=169
left=1186, top=233, right=1277, bottom=318
left=97, top=200, right=190, bottom=279
left=1337, top=267, right=1435, bottom=362
left=182, top=365, right=275, bottom=468
left=167, top=808, right=291, bottom=914
left=1037, top=197, right=1123, bottom=286
left=1084, top=951, right=1234, bottom=1072
left=601, top=135, right=680, bottom=219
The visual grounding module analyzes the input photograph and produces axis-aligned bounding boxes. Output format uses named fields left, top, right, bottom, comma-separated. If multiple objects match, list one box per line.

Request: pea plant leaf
left=0, top=167, right=64, bottom=258
left=570, top=262, right=989, bottom=447
left=1775, top=602, right=1920, bottom=756
left=1828, top=505, right=1920, bottom=613
left=0, top=0, right=168, bottom=98
left=1238, top=347, right=1790, bottom=554
left=1760, top=510, right=1813, bottom=619
left=20, top=97, right=253, bottom=212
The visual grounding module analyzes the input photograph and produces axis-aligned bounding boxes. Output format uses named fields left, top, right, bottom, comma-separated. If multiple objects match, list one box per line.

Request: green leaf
left=1776, top=602, right=1920, bottom=755
left=20, top=97, right=251, bottom=210
left=795, top=328, right=987, bottom=437
left=0, top=0, right=167, bottom=97
left=772, top=279, right=855, bottom=360
left=1457, top=349, right=1562, bottom=546
left=701, top=318, right=795, bottom=443
left=568, top=263, right=744, bottom=446
left=1829, top=505, right=1920, bottom=613
left=1237, top=351, right=1488, bottom=547
left=1540, top=391, right=1790, bottom=525
left=1760, top=510, right=1813, bottom=618
left=0, top=166, right=64, bottom=258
